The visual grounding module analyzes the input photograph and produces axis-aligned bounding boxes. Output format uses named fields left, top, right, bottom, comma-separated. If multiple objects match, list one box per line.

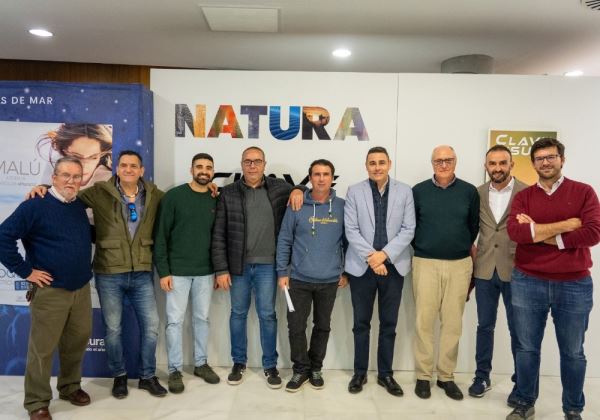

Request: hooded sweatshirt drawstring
left=312, top=199, right=333, bottom=236
left=311, top=203, right=316, bottom=236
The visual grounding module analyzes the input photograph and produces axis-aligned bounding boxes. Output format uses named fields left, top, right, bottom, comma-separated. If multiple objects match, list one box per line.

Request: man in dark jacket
left=212, top=146, right=302, bottom=389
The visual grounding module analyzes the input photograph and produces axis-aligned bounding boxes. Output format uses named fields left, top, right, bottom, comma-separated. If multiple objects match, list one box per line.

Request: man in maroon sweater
left=506, top=138, right=600, bottom=420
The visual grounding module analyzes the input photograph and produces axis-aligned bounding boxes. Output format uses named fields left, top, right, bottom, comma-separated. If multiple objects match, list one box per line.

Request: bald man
left=411, top=146, right=479, bottom=401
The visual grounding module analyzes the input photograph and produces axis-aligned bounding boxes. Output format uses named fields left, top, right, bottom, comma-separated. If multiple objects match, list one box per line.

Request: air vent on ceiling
left=200, top=6, right=279, bottom=32
left=581, top=0, right=600, bottom=11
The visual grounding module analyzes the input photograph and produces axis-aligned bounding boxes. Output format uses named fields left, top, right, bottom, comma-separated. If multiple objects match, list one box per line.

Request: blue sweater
left=276, top=189, right=345, bottom=283
left=0, top=194, right=92, bottom=291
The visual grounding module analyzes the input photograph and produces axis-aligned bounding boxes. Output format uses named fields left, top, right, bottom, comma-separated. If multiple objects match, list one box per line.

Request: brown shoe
left=59, top=388, right=91, bottom=406
left=29, top=407, right=52, bottom=420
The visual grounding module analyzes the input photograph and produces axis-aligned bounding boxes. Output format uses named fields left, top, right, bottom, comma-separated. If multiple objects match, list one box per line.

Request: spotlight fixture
left=564, top=70, right=584, bottom=77
left=28, top=29, right=53, bottom=37
left=332, top=48, right=352, bottom=58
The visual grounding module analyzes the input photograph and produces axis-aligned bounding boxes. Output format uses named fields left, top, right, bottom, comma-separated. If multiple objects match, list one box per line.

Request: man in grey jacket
left=470, top=145, right=527, bottom=402
left=276, top=159, right=347, bottom=393
left=344, top=146, right=416, bottom=396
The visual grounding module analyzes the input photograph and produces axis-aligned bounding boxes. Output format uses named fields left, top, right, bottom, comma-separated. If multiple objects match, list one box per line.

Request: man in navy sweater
left=0, top=157, right=93, bottom=420
left=412, top=145, right=479, bottom=401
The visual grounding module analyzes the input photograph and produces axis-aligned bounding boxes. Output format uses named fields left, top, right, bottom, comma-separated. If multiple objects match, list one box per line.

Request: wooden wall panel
left=0, top=60, right=150, bottom=87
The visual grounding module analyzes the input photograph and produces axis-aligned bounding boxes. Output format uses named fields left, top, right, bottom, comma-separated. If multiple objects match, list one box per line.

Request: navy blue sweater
left=412, top=178, right=479, bottom=260
left=0, top=194, right=92, bottom=291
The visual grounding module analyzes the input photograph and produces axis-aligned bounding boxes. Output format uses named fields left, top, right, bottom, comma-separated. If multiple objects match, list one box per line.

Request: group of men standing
left=0, top=138, right=598, bottom=420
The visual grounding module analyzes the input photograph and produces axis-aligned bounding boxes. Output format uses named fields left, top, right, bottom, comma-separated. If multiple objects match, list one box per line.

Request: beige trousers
left=412, top=256, right=472, bottom=381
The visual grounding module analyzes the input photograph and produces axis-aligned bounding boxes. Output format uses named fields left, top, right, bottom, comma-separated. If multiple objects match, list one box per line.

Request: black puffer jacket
left=212, top=176, right=293, bottom=276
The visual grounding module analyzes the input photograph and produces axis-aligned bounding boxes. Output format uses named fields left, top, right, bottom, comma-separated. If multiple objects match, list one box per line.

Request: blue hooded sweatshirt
left=276, top=188, right=345, bottom=283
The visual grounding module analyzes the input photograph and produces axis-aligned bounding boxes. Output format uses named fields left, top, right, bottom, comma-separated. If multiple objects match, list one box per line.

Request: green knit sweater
left=153, top=184, right=216, bottom=277
left=412, top=178, right=479, bottom=260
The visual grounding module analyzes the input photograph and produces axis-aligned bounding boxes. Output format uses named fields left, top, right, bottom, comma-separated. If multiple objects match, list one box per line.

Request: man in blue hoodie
left=276, top=159, right=347, bottom=392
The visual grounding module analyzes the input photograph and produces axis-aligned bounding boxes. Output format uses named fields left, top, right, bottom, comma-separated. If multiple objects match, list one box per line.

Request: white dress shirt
left=489, top=177, right=514, bottom=224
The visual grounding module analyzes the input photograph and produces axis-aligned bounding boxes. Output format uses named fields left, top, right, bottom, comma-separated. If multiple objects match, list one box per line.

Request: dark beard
left=194, top=175, right=210, bottom=185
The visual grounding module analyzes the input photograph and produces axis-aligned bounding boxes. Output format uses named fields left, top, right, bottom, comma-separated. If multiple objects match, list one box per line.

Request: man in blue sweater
left=276, top=159, right=347, bottom=392
left=0, top=157, right=93, bottom=420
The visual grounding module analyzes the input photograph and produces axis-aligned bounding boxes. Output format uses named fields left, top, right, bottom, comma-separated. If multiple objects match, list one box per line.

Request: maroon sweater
left=507, top=178, right=600, bottom=280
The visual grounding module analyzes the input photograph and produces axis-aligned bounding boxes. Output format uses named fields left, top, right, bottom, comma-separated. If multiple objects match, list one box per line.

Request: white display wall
left=152, top=70, right=600, bottom=377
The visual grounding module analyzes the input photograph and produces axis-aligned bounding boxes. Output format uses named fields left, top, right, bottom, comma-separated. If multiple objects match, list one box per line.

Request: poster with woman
left=36, top=123, right=113, bottom=189
left=0, top=121, right=113, bottom=308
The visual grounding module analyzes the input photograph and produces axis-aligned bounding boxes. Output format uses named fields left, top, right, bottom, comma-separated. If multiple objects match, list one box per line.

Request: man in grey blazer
left=469, top=144, right=527, bottom=403
left=344, top=146, right=416, bottom=396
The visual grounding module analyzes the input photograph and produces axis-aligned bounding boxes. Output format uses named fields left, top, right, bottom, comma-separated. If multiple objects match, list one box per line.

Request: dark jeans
left=474, top=270, right=517, bottom=384
left=511, top=269, right=593, bottom=413
left=349, top=265, right=404, bottom=376
left=287, top=279, right=338, bottom=374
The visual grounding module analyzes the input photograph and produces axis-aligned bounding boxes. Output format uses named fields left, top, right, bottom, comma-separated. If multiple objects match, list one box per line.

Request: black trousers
left=349, top=265, right=404, bottom=376
left=287, top=278, right=338, bottom=374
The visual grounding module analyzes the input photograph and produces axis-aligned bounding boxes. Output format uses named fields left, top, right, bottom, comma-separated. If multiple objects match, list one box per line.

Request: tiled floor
left=1, top=369, right=599, bottom=419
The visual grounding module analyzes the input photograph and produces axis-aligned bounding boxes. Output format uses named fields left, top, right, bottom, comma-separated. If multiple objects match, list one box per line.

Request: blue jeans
left=95, top=271, right=159, bottom=379
left=230, top=264, right=278, bottom=369
left=511, top=269, right=593, bottom=413
left=474, top=270, right=517, bottom=384
left=165, top=274, right=214, bottom=373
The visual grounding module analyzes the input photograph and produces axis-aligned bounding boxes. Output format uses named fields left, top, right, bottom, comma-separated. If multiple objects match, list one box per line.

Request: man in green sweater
left=153, top=153, right=220, bottom=394
left=412, top=145, right=479, bottom=401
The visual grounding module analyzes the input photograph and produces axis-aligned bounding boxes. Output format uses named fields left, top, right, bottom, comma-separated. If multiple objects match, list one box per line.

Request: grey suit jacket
left=344, top=178, right=416, bottom=277
left=473, top=178, right=528, bottom=281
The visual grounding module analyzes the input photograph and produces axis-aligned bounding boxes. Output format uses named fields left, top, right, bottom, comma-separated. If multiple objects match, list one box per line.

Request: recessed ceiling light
left=564, top=70, right=583, bottom=77
left=332, top=48, right=351, bottom=58
left=28, top=29, right=53, bottom=37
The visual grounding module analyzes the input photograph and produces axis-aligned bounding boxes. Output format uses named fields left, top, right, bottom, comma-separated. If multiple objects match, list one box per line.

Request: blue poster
left=0, top=81, right=154, bottom=377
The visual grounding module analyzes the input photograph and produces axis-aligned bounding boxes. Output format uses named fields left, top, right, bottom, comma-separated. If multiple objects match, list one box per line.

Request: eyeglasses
left=432, top=158, right=455, bottom=167
left=127, top=202, right=138, bottom=222
left=242, top=159, right=264, bottom=167
left=55, top=172, right=83, bottom=182
left=533, top=154, right=560, bottom=164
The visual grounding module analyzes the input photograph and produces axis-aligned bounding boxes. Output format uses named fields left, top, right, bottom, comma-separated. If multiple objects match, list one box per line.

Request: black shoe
left=506, top=405, right=535, bottom=420
left=377, top=375, right=403, bottom=396
left=138, top=376, right=168, bottom=397
left=112, top=375, right=128, bottom=399
left=564, top=411, right=582, bottom=420
left=227, top=363, right=246, bottom=385
left=415, top=379, right=431, bottom=399
left=437, top=380, right=464, bottom=400
left=285, top=372, right=309, bottom=393
left=309, top=370, right=325, bottom=389
left=264, top=367, right=283, bottom=389
left=348, top=374, right=367, bottom=394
